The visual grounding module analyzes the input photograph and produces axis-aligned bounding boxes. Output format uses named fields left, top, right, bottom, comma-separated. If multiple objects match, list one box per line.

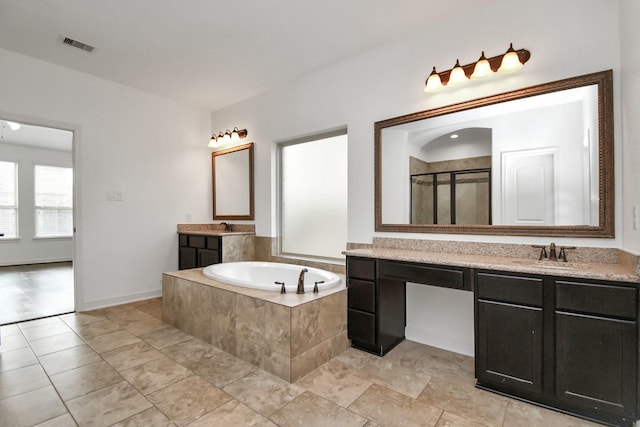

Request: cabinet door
left=179, top=247, right=197, bottom=270
left=477, top=300, right=543, bottom=394
left=556, top=312, right=636, bottom=418
left=198, top=249, right=220, bottom=267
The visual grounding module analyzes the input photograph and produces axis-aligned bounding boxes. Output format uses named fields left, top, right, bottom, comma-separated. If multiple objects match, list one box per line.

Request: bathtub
left=202, top=261, right=342, bottom=293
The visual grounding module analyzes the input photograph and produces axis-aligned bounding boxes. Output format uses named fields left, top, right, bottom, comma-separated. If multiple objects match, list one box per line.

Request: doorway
left=0, top=119, right=75, bottom=325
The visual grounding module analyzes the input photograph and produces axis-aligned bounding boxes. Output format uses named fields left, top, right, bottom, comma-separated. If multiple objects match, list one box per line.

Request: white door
left=502, top=148, right=557, bottom=225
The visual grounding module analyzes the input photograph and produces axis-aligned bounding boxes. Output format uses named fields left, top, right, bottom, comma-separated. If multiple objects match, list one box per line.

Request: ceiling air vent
left=62, top=37, right=95, bottom=53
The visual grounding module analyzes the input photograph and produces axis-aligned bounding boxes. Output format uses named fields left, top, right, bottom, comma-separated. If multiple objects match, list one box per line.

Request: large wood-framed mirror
left=376, top=70, right=614, bottom=237
left=212, top=142, right=254, bottom=220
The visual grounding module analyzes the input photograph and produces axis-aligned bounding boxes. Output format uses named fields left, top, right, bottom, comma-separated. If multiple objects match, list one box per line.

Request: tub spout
left=297, top=268, right=308, bottom=294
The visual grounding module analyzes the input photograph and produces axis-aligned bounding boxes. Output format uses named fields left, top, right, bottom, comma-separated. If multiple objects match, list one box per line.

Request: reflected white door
left=502, top=148, right=557, bottom=225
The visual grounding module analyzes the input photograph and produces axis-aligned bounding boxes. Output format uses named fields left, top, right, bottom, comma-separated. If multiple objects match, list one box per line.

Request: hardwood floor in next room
left=0, top=262, right=74, bottom=325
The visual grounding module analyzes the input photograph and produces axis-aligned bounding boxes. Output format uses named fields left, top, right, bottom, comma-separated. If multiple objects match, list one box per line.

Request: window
left=0, top=161, right=18, bottom=238
left=278, top=129, right=347, bottom=260
left=34, top=165, right=73, bottom=238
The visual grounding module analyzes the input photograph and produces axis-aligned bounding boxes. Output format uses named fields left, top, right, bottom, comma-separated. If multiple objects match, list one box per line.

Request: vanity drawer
left=348, top=279, right=375, bottom=312
left=347, top=257, right=376, bottom=281
left=179, top=234, right=189, bottom=247
left=188, top=235, right=207, bottom=249
left=348, top=308, right=376, bottom=345
left=556, top=281, right=637, bottom=320
left=380, top=260, right=466, bottom=289
left=477, top=272, right=543, bottom=307
left=206, top=236, right=221, bottom=250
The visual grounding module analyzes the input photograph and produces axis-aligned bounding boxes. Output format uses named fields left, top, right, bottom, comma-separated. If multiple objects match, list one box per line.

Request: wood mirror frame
left=212, top=142, right=255, bottom=220
left=375, top=70, right=614, bottom=237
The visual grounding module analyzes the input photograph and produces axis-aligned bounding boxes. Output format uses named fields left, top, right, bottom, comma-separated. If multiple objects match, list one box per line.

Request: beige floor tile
left=271, top=391, right=368, bottom=427
left=223, top=369, right=305, bottom=416
left=107, top=308, right=154, bottom=327
left=34, top=412, right=78, bottom=427
left=70, top=318, right=122, bottom=339
left=188, top=399, right=276, bottom=427
left=354, top=355, right=432, bottom=399
left=1, top=323, right=21, bottom=336
left=436, top=411, right=488, bottom=427
left=123, top=317, right=169, bottom=336
left=188, top=351, right=256, bottom=388
left=0, top=346, right=39, bottom=372
left=20, top=321, right=72, bottom=341
left=30, top=331, right=85, bottom=356
left=147, top=375, right=231, bottom=426
left=0, top=385, right=68, bottom=427
left=50, top=360, right=123, bottom=401
left=503, top=400, right=604, bottom=427
left=0, top=332, right=29, bottom=352
left=139, top=326, right=192, bottom=349
left=38, top=344, right=102, bottom=376
left=66, top=380, right=152, bottom=427
left=84, top=330, right=142, bottom=353
left=349, top=383, right=443, bottom=427
left=332, top=347, right=380, bottom=370
left=102, top=341, right=165, bottom=371
left=0, top=364, right=51, bottom=399
left=160, top=336, right=221, bottom=367
left=110, top=407, right=174, bottom=427
left=295, top=360, right=372, bottom=407
left=418, top=376, right=509, bottom=427
left=120, top=355, right=191, bottom=395
left=19, top=316, right=64, bottom=330
left=60, top=312, right=107, bottom=327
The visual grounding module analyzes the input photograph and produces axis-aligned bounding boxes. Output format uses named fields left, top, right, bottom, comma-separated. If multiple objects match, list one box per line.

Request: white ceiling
left=0, top=0, right=481, bottom=112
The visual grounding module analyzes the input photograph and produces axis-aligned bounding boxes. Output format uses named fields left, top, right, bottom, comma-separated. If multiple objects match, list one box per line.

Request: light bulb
left=448, top=60, right=468, bottom=86
left=498, top=43, right=523, bottom=73
left=424, top=67, right=443, bottom=92
left=471, top=52, right=493, bottom=79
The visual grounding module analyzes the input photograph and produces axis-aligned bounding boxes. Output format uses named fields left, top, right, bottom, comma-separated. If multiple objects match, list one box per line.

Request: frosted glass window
left=35, top=165, right=73, bottom=238
left=279, top=131, right=347, bottom=260
left=0, top=161, right=18, bottom=238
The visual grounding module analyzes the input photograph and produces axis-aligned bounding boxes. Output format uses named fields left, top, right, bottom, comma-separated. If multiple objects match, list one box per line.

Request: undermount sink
left=509, top=259, right=579, bottom=270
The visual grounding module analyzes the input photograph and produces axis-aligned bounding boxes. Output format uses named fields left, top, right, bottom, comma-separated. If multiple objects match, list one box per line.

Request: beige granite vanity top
left=164, top=268, right=347, bottom=308
left=177, top=223, right=255, bottom=236
left=342, top=247, right=640, bottom=284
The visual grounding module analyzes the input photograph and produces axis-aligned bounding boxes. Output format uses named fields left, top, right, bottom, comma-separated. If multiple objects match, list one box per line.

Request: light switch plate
left=106, top=190, right=123, bottom=201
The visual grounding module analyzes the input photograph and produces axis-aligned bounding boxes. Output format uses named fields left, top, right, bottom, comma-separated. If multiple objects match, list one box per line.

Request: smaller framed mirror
left=212, top=142, right=254, bottom=220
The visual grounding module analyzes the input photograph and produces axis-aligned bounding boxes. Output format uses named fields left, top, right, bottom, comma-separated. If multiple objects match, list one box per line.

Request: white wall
left=620, top=0, right=640, bottom=253
left=0, top=47, right=211, bottom=310
left=210, top=0, right=624, bottom=355
left=0, top=143, right=73, bottom=265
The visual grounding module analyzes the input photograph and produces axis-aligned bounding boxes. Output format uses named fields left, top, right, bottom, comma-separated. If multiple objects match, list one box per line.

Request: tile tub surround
left=162, top=268, right=349, bottom=382
left=343, top=238, right=640, bottom=283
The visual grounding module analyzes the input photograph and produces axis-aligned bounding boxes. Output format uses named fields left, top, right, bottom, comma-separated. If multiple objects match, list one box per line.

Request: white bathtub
left=202, top=261, right=342, bottom=293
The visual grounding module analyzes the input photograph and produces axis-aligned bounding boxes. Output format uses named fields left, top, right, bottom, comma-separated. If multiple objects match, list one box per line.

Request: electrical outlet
left=186, top=213, right=193, bottom=223
left=106, top=190, right=123, bottom=201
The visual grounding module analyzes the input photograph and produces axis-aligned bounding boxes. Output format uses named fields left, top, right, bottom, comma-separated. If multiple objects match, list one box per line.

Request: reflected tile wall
left=162, top=274, right=347, bottom=382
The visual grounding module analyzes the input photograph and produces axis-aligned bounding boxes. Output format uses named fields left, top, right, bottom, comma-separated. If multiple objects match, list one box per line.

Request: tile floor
left=0, top=262, right=74, bottom=325
left=0, top=298, right=604, bottom=427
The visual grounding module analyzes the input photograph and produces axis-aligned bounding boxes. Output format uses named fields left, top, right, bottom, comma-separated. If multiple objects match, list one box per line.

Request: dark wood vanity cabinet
left=475, top=272, right=545, bottom=395
left=475, top=271, right=638, bottom=426
left=178, top=234, right=221, bottom=269
left=346, top=257, right=406, bottom=355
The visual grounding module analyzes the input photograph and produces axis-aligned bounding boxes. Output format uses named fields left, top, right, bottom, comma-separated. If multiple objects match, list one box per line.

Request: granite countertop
left=343, top=247, right=640, bottom=284
left=178, top=230, right=254, bottom=236
left=177, top=223, right=255, bottom=236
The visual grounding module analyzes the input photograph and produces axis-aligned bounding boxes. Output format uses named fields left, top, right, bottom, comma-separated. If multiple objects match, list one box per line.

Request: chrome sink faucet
left=297, top=268, right=308, bottom=294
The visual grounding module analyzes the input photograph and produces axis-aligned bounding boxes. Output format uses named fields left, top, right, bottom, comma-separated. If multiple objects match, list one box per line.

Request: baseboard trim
left=78, top=289, right=162, bottom=312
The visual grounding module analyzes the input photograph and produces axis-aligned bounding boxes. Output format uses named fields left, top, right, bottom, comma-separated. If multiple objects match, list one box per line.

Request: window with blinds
left=34, top=165, right=73, bottom=238
left=0, top=161, right=18, bottom=238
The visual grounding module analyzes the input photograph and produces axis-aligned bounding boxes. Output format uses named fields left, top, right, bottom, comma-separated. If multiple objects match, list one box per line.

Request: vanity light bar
left=209, top=127, right=248, bottom=148
left=424, top=43, right=531, bottom=93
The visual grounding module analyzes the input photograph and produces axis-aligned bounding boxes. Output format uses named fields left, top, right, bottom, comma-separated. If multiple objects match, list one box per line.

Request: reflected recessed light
left=450, top=134, right=459, bottom=139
